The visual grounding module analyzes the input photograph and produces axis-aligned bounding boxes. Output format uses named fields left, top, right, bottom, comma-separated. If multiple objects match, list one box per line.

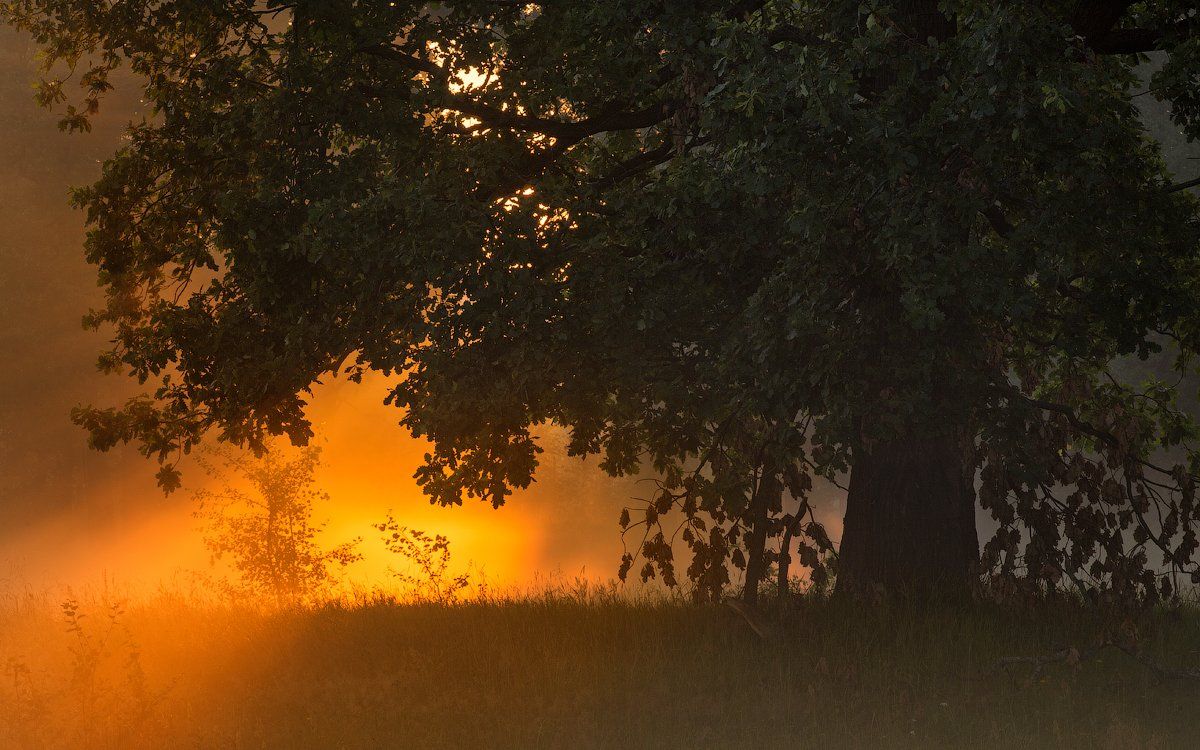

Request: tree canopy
left=7, top=0, right=1200, bottom=602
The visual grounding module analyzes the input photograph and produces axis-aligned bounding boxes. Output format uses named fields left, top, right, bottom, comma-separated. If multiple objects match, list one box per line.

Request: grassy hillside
left=1, top=586, right=1198, bottom=749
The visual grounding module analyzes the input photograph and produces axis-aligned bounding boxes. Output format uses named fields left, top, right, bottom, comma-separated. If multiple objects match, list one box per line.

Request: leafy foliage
left=6, top=0, right=1200, bottom=602
left=194, top=445, right=361, bottom=604
left=375, top=515, right=471, bottom=603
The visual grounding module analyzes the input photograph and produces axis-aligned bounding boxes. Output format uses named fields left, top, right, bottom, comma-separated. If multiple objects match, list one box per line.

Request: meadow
left=1, top=582, right=1198, bottom=749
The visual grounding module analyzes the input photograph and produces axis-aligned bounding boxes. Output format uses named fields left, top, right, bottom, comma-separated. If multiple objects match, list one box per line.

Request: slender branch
left=767, top=25, right=830, bottom=48
left=1165, top=176, right=1200, bottom=194
left=994, top=385, right=1119, bottom=449
left=1090, top=27, right=1167, bottom=54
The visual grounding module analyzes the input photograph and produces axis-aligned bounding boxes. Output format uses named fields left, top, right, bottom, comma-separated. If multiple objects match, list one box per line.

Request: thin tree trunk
left=776, top=516, right=796, bottom=606
left=742, top=471, right=782, bottom=607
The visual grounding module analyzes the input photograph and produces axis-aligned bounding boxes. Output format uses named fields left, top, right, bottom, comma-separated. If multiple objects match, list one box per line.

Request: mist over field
left=4, top=29, right=1196, bottom=594
left=0, top=23, right=645, bottom=590
left=4, top=3, right=1200, bottom=748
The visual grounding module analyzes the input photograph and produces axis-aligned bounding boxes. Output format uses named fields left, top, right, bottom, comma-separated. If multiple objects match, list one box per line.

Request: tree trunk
left=776, top=517, right=795, bottom=604
left=741, top=471, right=782, bottom=608
left=836, top=432, right=978, bottom=601
left=831, top=0, right=978, bottom=601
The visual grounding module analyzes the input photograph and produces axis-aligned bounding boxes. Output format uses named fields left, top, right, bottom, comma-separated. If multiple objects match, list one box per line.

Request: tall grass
left=1, top=578, right=1198, bottom=749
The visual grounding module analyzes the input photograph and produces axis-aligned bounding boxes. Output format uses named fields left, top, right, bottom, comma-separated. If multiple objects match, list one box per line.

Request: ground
left=1, top=585, right=1198, bottom=749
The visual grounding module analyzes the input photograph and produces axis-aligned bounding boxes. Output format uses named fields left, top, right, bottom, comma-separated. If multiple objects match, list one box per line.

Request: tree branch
left=994, top=385, right=1120, bottom=449
left=591, top=137, right=714, bottom=190
left=1086, top=18, right=1195, bottom=55
left=1165, top=176, right=1200, bottom=194
left=727, top=0, right=768, bottom=21
left=1088, top=27, right=1167, bottom=54
left=766, top=24, right=833, bottom=49
left=997, top=640, right=1200, bottom=683
left=359, top=44, right=675, bottom=140
left=1070, top=0, right=1137, bottom=40
left=982, top=204, right=1015, bottom=239
left=1066, top=0, right=1194, bottom=55
left=591, top=143, right=676, bottom=190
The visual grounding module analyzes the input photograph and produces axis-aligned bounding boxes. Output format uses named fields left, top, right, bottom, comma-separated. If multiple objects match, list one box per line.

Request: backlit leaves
left=6, top=0, right=1200, bottom=602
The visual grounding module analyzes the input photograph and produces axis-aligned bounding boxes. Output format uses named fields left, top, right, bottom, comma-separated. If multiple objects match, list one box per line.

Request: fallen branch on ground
left=725, top=598, right=786, bottom=645
left=996, top=641, right=1200, bottom=683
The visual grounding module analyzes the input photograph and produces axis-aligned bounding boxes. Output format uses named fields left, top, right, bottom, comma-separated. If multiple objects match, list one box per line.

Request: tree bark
left=824, top=0, right=979, bottom=602
left=776, top=515, right=796, bottom=604
left=836, top=432, right=978, bottom=601
left=741, top=470, right=782, bottom=607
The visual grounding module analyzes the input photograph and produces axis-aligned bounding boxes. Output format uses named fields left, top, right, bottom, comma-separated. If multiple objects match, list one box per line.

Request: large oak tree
left=7, top=0, right=1200, bottom=603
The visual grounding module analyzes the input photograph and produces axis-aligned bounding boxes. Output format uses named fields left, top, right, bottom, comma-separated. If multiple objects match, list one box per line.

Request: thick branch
left=982, top=204, right=1015, bottom=239
left=1065, top=1, right=1194, bottom=55
left=591, top=143, right=675, bottom=189
left=1088, top=27, right=1167, bottom=54
left=591, top=136, right=715, bottom=190
left=1086, top=18, right=1195, bottom=55
left=727, top=0, right=768, bottom=21
left=360, top=44, right=675, bottom=140
left=1070, top=0, right=1137, bottom=40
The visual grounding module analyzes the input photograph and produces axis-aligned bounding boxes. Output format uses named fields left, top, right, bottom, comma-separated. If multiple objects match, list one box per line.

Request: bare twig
left=725, top=598, right=785, bottom=645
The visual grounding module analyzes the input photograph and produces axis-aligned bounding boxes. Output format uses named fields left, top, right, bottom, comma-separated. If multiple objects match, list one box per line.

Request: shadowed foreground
left=2, top=588, right=1198, bottom=749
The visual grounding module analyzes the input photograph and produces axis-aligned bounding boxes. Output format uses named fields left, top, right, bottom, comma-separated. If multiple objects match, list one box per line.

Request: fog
left=2, top=28, right=1192, bottom=594
left=0, top=28, right=642, bottom=591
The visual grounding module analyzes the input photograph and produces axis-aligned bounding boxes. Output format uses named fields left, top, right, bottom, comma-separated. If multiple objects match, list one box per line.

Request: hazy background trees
left=194, top=445, right=361, bottom=604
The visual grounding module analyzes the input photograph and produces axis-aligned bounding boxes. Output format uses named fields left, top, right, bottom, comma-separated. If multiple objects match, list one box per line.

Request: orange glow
left=0, top=375, right=842, bottom=599
left=0, top=372, right=631, bottom=597
left=302, top=373, right=547, bottom=588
